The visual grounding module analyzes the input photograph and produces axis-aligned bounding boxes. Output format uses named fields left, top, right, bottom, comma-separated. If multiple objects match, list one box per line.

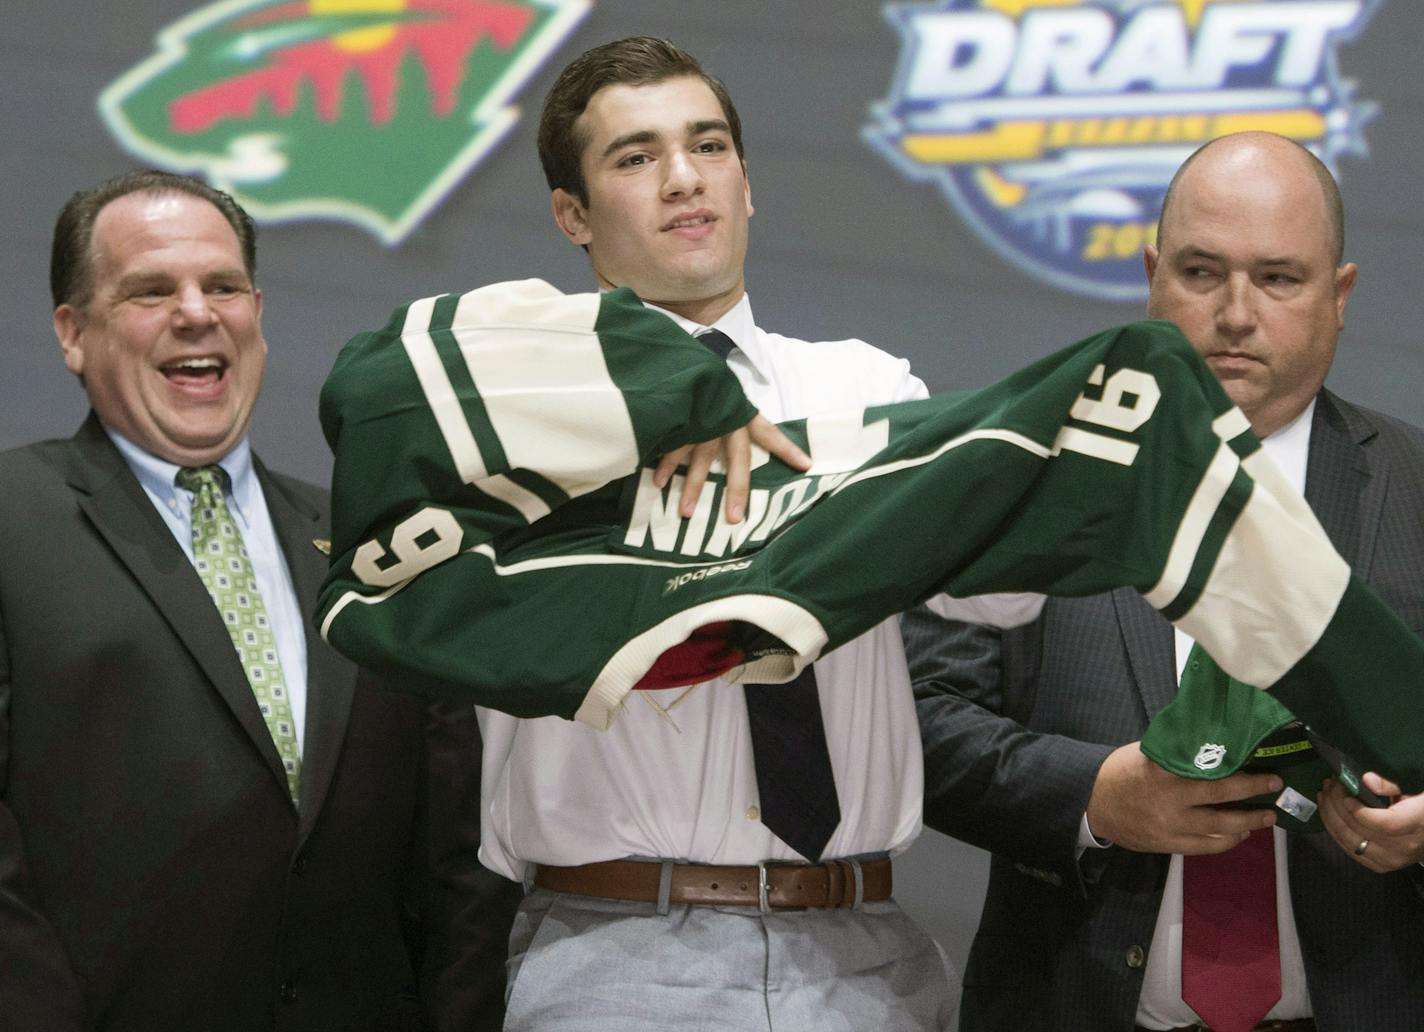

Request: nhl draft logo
left=100, top=0, right=589, bottom=244
left=865, top=1, right=1380, bottom=300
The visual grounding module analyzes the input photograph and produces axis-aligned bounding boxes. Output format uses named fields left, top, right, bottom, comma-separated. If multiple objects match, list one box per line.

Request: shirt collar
left=104, top=425, right=257, bottom=520
left=1259, top=397, right=1315, bottom=497
left=645, top=294, right=769, bottom=379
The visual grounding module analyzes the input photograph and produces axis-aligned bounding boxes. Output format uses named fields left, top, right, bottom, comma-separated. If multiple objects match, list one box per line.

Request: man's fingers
left=1318, top=779, right=1413, bottom=870
left=1175, top=830, right=1255, bottom=856
left=654, top=445, right=692, bottom=489
left=680, top=440, right=721, bottom=518
left=1363, top=771, right=1402, bottom=798
left=1199, top=771, right=1282, bottom=806
left=1183, top=802, right=1276, bottom=840
left=1087, top=743, right=1275, bottom=853
left=1318, top=779, right=1365, bottom=851
left=748, top=414, right=810, bottom=471
left=720, top=426, right=751, bottom=523
left=656, top=412, right=809, bottom=523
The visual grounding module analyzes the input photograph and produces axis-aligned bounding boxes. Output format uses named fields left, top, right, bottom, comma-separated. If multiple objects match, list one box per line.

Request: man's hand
left=1086, top=742, right=1280, bottom=855
left=653, top=414, right=812, bottom=524
left=1319, top=773, right=1424, bottom=872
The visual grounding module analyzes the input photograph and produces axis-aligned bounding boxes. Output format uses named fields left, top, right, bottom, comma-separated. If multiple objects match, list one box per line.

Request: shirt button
left=1124, top=945, right=1145, bottom=969
left=746, top=805, right=761, bottom=822
left=279, top=980, right=298, bottom=1003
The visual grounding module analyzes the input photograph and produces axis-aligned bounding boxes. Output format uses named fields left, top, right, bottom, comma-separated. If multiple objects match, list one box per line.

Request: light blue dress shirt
left=106, top=429, right=309, bottom=754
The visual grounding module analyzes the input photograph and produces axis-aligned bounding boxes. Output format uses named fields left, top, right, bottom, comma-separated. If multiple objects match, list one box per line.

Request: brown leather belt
left=533, top=857, right=892, bottom=910
left=1137, top=1021, right=1314, bottom=1032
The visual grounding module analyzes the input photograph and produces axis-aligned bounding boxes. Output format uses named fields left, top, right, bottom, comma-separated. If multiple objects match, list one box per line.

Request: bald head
left=1143, top=130, right=1358, bottom=439
left=1158, top=132, right=1345, bottom=265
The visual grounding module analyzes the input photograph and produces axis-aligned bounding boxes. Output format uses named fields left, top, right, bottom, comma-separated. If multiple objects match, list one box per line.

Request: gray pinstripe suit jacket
left=905, top=390, right=1424, bottom=1031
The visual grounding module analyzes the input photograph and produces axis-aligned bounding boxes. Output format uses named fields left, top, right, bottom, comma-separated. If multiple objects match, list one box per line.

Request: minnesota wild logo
left=100, top=0, right=589, bottom=244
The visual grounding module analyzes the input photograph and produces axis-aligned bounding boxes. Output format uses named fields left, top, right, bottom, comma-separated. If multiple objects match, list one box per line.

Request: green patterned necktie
left=177, top=465, right=301, bottom=805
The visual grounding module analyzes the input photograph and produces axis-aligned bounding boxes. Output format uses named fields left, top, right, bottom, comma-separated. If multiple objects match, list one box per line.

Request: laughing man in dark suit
left=904, top=132, right=1424, bottom=1031
left=0, top=170, right=519, bottom=1031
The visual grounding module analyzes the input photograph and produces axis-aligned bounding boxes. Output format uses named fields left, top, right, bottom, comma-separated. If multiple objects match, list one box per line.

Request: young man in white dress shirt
left=480, top=36, right=971, bottom=1031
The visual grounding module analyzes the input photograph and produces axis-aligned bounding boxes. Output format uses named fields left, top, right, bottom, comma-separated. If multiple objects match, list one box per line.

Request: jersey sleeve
left=314, top=300, right=1424, bottom=795
left=319, top=280, right=756, bottom=560
left=315, top=279, right=757, bottom=709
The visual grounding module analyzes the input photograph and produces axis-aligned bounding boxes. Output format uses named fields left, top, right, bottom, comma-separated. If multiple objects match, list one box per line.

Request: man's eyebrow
left=114, top=266, right=249, bottom=290
left=688, top=119, right=730, bottom=137
left=111, top=270, right=172, bottom=291
left=1172, top=247, right=1306, bottom=269
left=602, top=130, right=660, bottom=159
left=601, top=120, right=732, bottom=160
left=1172, top=246, right=1224, bottom=263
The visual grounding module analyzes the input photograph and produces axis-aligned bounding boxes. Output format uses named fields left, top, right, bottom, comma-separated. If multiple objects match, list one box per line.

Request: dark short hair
left=1158, top=134, right=1345, bottom=265
left=50, top=169, right=257, bottom=310
left=537, top=36, right=745, bottom=206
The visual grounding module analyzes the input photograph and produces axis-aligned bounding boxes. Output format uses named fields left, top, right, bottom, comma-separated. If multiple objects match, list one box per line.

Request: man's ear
left=53, top=304, right=85, bottom=378
left=1142, top=243, right=1160, bottom=287
left=1334, top=262, right=1358, bottom=330
left=552, top=189, right=592, bottom=246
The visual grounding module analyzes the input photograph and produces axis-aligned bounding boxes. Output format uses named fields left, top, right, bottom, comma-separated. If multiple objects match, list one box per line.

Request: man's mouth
left=161, top=356, right=227, bottom=387
left=664, top=211, right=715, bottom=232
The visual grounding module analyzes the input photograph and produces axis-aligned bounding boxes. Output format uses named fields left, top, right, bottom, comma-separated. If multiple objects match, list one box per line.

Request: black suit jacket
left=906, top=391, right=1424, bottom=1031
left=0, top=415, right=519, bottom=1032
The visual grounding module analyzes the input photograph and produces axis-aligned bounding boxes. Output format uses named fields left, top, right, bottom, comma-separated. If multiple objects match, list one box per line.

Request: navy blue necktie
left=697, top=329, right=842, bottom=862
left=697, top=327, right=738, bottom=361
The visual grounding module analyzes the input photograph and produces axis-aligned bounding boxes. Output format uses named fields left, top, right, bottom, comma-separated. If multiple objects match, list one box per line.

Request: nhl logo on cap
left=1193, top=743, right=1227, bottom=771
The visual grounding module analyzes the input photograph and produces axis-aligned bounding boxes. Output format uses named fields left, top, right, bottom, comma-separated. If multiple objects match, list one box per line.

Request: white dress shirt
left=1132, top=400, right=1318, bottom=1027
left=107, top=428, right=310, bottom=752
left=476, top=294, right=948, bottom=880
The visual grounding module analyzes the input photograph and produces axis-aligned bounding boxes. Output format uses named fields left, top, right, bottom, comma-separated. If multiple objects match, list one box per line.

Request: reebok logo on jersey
left=663, top=560, right=755, bottom=596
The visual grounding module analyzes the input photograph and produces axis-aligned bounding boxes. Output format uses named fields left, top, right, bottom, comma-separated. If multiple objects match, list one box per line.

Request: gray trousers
left=503, top=888, right=957, bottom=1031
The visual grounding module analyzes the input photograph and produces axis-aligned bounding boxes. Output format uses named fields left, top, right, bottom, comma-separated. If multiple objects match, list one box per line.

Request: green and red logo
left=100, top=0, right=589, bottom=243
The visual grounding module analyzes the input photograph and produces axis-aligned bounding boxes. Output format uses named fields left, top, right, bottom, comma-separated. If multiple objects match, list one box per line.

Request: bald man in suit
left=905, top=133, right=1424, bottom=1031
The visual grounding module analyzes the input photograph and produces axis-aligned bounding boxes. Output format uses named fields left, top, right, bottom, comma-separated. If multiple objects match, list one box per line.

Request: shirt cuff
left=1077, top=811, right=1112, bottom=854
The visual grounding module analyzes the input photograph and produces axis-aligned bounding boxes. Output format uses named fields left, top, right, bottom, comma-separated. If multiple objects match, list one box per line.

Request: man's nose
left=661, top=150, right=705, bottom=199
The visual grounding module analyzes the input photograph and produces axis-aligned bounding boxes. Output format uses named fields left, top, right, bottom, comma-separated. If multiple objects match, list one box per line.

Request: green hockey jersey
left=317, top=279, right=1424, bottom=792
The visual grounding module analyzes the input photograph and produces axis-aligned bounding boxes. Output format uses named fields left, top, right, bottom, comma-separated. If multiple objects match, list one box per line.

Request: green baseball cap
left=1141, top=644, right=1369, bottom=833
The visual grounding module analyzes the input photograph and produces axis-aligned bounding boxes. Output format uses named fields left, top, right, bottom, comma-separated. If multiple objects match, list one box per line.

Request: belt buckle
left=757, top=861, right=771, bottom=913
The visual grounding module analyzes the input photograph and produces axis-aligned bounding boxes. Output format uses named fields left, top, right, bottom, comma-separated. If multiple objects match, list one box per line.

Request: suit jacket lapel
left=66, top=416, right=292, bottom=796
left=1305, top=390, right=1380, bottom=576
left=257, top=458, right=356, bottom=837
left=1111, top=588, right=1178, bottom=725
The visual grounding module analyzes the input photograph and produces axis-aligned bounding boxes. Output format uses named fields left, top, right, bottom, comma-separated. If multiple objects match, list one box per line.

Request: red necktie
left=1181, top=827, right=1281, bottom=1032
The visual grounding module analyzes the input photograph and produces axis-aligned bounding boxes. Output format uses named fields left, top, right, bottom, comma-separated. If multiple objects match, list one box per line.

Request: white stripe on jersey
left=1174, top=445, right=1350, bottom=689
left=451, top=281, right=639, bottom=501
left=1143, top=440, right=1240, bottom=610
left=400, top=294, right=552, bottom=522
left=401, top=295, right=490, bottom=484
left=477, top=473, right=552, bottom=524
